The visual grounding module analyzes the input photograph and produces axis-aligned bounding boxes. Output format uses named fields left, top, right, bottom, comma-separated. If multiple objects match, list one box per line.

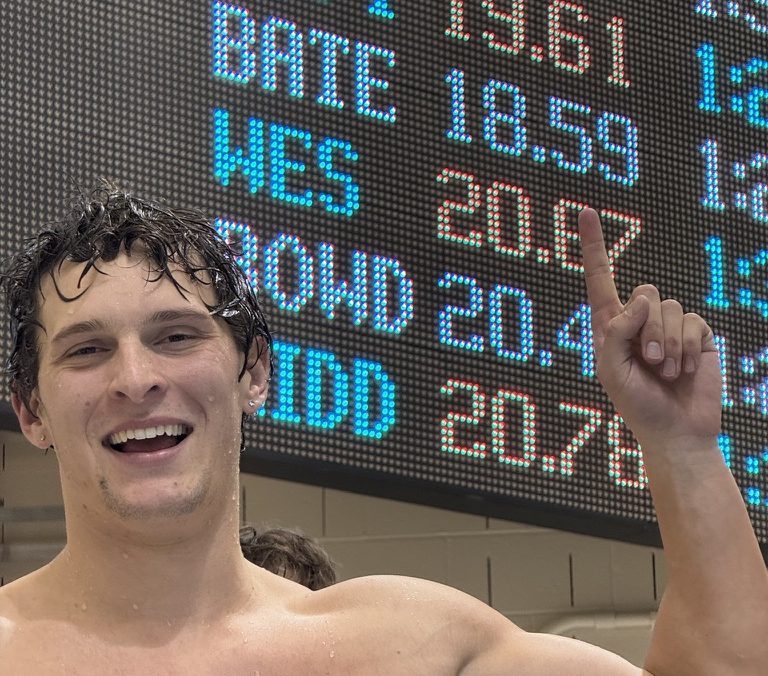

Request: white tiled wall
left=1, top=430, right=661, bottom=666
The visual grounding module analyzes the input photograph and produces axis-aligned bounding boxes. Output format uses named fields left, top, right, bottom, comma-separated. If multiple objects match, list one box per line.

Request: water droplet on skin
left=243, top=637, right=249, bottom=644
left=329, top=650, right=335, bottom=658
left=80, top=603, right=87, bottom=611
left=122, top=552, right=129, bottom=560
left=132, top=603, right=139, bottom=611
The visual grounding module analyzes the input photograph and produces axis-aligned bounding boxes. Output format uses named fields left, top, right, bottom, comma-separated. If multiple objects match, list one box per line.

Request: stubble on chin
left=98, top=475, right=210, bottom=519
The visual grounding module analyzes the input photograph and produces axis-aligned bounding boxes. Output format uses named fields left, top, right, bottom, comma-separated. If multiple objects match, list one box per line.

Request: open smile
left=105, top=424, right=192, bottom=453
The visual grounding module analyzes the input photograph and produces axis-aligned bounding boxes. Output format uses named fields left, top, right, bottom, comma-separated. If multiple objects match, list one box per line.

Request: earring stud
left=248, top=400, right=256, bottom=408
left=39, top=434, right=46, bottom=442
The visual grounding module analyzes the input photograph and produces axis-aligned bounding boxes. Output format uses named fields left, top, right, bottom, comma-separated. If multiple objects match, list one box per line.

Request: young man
left=0, top=185, right=764, bottom=674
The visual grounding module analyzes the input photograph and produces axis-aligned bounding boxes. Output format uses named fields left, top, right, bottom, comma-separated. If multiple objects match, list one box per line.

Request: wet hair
left=0, top=181, right=272, bottom=440
left=239, top=525, right=338, bottom=591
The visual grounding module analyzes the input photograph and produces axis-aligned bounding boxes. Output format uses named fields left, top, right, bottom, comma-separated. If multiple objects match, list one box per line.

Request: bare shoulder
left=0, top=590, right=14, bottom=645
left=0, top=575, right=29, bottom=653
left=316, top=573, right=473, bottom=603
left=302, top=575, right=650, bottom=676
left=0, top=565, right=70, bottom=651
left=305, top=573, right=499, bottom=619
left=296, top=574, right=522, bottom=670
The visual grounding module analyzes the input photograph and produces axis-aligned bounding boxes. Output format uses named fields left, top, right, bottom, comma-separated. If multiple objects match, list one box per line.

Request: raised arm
left=580, top=208, right=768, bottom=676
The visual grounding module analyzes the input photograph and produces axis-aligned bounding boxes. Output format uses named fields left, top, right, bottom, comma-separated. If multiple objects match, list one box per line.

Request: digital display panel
left=1, top=1, right=767, bottom=551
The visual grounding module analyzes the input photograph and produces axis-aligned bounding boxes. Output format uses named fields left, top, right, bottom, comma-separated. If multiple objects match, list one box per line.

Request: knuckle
left=661, top=298, right=683, bottom=313
left=604, top=318, right=624, bottom=338
left=683, top=335, right=700, bottom=352
left=665, top=335, right=681, bottom=351
left=684, top=312, right=712, bottom=337
left=634, top=283, right=659, bottom=299
left=642, top=319, right=663, bottom=336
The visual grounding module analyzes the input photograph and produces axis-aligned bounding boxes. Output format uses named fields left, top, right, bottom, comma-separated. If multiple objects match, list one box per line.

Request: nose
left=107, top=340, right=166, bottom=403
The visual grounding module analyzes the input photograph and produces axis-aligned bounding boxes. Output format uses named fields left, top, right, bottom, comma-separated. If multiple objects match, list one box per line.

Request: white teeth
left=108, top=424, right=187, bottom=446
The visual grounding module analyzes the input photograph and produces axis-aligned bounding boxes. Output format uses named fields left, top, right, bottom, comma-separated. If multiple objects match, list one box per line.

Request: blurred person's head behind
left=240, top=525, right=337, bottom=591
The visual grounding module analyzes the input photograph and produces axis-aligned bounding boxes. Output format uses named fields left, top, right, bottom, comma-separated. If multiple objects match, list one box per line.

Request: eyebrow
left=49, top=309, right=214, bottom=346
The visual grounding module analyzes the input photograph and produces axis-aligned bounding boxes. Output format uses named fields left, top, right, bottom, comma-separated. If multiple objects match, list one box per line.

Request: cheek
left=39, top=377, right=94, bottom=423
left=183, top=362, right=241, bottom=408
left=65, top=390, right=95, bottom=411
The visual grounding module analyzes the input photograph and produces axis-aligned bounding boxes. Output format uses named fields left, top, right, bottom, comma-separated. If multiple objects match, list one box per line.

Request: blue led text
left=213, top=108, right=360, bottom=216
left=212, top=2, right=397, bottom=123
left=437, top=273, right=534, bottom=362
left=214, top=220, right=414, bottom=333
left=261, top=339, right=397, bottom=438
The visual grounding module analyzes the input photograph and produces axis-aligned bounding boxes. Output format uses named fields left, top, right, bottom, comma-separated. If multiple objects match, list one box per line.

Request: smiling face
left=14, top=250, right=268, bottom=525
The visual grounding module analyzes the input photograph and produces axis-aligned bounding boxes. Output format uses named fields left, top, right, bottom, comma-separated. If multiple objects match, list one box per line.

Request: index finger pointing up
left=579, top=208, right=623, bottom=319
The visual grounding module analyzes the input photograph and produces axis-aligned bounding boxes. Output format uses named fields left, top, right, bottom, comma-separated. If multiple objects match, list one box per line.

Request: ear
left=239, top=338, right=270, bottom=414
left=11, top=390, right=50, bottom=450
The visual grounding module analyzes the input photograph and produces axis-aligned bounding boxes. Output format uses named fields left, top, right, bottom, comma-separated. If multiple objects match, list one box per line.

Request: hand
left=579, top=208, right=722, bottom=449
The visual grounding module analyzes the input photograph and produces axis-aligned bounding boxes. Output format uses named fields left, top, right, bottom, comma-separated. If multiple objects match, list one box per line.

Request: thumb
left=600, top=294, right=650, bottom=358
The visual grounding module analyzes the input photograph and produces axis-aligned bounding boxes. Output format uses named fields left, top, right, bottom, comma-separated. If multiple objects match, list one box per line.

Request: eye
left=157, top=330, right=203, bottom=346
left=66, top=345, right=103, bottom=358
left=153, top=322, right=212, bottom=349
left=166, top=333, right=193, bottom=343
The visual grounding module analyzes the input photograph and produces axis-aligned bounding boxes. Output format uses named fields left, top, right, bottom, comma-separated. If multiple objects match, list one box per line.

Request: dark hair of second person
left=239, top=526, right=337, bottom=591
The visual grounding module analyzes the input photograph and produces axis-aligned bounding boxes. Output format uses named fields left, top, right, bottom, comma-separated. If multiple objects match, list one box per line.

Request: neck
left=48, top=497, right=255, bottom=627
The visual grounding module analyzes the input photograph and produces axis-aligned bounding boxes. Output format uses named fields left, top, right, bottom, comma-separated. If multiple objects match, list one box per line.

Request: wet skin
left=0, top=251, right=641, bottom=674
left=0, top=212, right=764, bottom=675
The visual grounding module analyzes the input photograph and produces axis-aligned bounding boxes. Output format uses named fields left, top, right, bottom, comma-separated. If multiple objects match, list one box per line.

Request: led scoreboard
left=2, top=1, right=768, bottom=552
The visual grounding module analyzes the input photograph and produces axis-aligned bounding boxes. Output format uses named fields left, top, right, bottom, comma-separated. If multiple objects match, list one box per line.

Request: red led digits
left=545, top=403, right=603, bottom=476
left=440, top=379, right=488, bottom=459
left=547, top=0, right=590, bottom=75
left=607, top=414, right=648, bottom=491
left=435, top=168, right=642, bottom=273
left=481, top=0, right=525, bottom=55
left=606, top=16, right=630, bottom=88
left=439, top=380, right=609, bottom=480
left=445, top=0, right=629, bottom=88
